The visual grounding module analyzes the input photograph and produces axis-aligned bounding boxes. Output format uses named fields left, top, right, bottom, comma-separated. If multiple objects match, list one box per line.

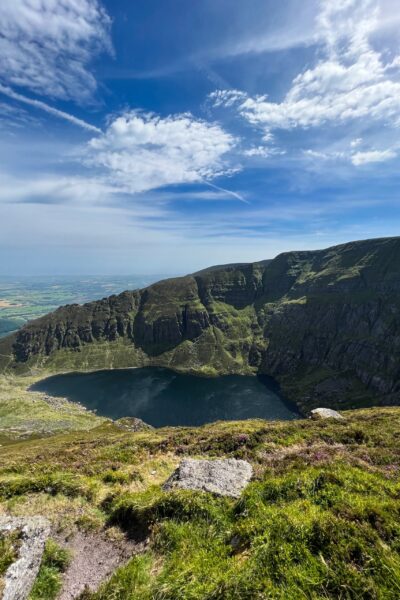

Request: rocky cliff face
left=2, top=236, right=400, bottom=411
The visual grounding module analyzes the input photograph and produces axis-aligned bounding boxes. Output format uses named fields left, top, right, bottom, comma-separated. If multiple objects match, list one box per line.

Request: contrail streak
left=203, top=180, right=250, bottom=204
left=0, top=84, right=102, bottom=134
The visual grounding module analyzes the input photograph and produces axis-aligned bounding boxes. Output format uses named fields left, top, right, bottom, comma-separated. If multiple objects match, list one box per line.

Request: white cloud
left=303, top=149, right=346, bottom=161
left=243, top=146, right=272, bottom=157
left=0, top=0, right=112, bottom=103
left=85, top=111, right=237, bottom=194
left=212, top=90, right=248, bottom=108
left=243, top=145, right=285, bottom=158
left=211, top=0, right=400, bottom=149
left=304, top=144, right=397, bottom=166
left=351, top=149, right=397, bottom=165
left=350, top=138, right=363, bottom=148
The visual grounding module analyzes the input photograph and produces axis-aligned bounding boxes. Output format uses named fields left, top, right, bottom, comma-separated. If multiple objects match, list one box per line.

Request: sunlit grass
left=0, top=406, right=399, bottom=597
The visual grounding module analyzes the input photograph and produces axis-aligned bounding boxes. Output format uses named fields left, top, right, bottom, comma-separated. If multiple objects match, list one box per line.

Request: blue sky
left=0, top=0, right=400, bottom=275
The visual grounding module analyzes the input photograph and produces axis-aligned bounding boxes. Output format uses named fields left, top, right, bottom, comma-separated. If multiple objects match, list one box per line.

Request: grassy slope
left=0, top=374, right=105, bottom=444
left=1, top=408, right=400, bottom=598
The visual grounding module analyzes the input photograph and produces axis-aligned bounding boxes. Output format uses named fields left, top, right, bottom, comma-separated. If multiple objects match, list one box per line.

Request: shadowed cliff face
left=2, top=236, right=400, bottom=412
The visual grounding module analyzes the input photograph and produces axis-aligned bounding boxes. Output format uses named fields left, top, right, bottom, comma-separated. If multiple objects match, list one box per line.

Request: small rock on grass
left=311, top=407, right=345, bottom=420
left=114, top=417, right=154, bottom=432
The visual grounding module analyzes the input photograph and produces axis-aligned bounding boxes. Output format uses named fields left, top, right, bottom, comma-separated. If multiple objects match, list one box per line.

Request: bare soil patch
left=56, top=531, right=145, bottom=600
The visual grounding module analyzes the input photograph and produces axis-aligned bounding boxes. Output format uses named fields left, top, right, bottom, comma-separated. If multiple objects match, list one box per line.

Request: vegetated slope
left=1, top=236, right=400, bottom=412
left=1, top=407, right=400, bottom=598
left=0, top=373, right=105, bottom=445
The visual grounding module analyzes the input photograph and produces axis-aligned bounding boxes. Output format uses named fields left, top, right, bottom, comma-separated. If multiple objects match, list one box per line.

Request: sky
left=1, top=0, right=400, bottom=275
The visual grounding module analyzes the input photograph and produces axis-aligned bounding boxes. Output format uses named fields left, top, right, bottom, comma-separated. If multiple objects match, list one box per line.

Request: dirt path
left=57, top=531, right=145, bottom=599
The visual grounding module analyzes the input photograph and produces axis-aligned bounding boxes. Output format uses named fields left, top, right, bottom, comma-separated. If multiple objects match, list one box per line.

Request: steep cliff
left=1, top=236, right=400, bottom=411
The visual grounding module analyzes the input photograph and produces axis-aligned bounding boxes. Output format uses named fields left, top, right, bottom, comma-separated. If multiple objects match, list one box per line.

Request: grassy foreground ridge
left=1, top=407, right=400, bottom=598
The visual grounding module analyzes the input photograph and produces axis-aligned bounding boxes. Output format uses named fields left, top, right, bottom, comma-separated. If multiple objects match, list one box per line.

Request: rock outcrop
left=0, top=516, right=50, bottom=600
left=163, top=458, right=253, bottom=498
left=1, top=236, right=400, bottom=411
left=114, top=417, right=154, bottom=432
left=310, top=408, right=345, bottom=420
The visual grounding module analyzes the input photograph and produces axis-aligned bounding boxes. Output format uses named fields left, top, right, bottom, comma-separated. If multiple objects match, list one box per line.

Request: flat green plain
left=0, top=275, right=161, bottom=338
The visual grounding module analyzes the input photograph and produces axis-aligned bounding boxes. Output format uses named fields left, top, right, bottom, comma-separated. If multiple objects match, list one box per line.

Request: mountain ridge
left=1, top=235, right=400, bottom=413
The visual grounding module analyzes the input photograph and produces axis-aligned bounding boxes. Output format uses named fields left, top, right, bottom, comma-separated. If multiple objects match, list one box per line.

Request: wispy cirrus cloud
left=0, top=172, right=120, bottom=206
left=0, top=0, right=112, bottom=103
left=0, top=99, right=40, bottom=130
left=84, top=111, right=238, bottom=194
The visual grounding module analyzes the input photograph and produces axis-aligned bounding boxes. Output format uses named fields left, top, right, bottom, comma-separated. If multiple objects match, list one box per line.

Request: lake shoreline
left=30, top=366, right=300, bottom=428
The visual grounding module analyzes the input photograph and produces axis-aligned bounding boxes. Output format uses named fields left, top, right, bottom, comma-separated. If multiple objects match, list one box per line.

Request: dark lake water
left=31, top=367, right=299, bottom=427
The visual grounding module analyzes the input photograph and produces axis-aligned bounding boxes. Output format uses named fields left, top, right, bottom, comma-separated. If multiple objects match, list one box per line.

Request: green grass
left=0, top=529, right=21, bottom=595
left=88, top=554, right=154, bottom=599
left=92, top=462, right=400, bottom=599
left=0, top=407, right=400, bottom=597
left=29, top=539, right=70, bottom=600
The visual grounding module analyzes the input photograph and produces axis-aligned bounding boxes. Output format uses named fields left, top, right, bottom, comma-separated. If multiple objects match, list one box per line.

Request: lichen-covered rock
left=163, top=458, right=253, bottom=498
left=311, top=408, right=345, bottom=420
left=0, top=516, right=50, bottom=600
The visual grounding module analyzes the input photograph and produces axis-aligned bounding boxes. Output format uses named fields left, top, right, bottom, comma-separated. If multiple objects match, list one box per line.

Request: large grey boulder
left=311, top=408, right=345, bottom=420
left=0, top=516, right=50, bottom=600
left=163, top=458, right=253, bottom=498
